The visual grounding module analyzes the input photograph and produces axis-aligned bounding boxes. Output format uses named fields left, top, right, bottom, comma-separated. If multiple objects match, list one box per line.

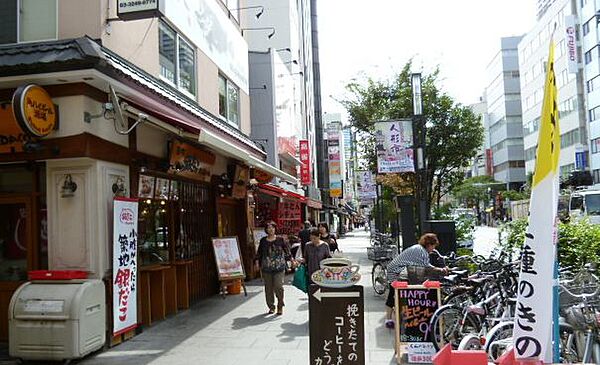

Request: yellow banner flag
left=510, top=40, right=560, bottom=362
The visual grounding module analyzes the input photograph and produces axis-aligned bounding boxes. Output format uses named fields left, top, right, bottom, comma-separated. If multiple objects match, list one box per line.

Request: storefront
left=254, top=184, right=305, bottom=237
left=0, top=37, right=297, bottom=344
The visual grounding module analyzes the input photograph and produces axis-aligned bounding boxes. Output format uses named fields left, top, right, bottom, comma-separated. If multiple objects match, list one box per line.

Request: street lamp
left=412, top=73, right=427, bottom=234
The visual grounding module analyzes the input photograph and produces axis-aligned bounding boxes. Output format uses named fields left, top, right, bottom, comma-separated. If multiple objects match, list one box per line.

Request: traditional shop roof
left=0, top=36, right=265, bottom=158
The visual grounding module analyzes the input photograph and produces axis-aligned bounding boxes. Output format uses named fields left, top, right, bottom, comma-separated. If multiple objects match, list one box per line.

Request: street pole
left=412, top=73, right=427, bottom=235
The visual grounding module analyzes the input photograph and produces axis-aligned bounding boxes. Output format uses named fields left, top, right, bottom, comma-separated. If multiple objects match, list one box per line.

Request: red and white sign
left=299, top=139, right=311, bottom=185
left=112, top=197, right=138, bottom=336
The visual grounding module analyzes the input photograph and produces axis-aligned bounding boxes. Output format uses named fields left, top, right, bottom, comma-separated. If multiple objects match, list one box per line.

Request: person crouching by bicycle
left=384, top=233, right=449, bottom=328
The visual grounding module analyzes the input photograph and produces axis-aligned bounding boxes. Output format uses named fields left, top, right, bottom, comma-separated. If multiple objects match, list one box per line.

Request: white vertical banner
left=564, top=15, right=578, bottom=74
left=113, top=197, right=139, bottom=336
left=509, top=40, right=560, bottom=363
left=357, top=171, right=377, bottom=199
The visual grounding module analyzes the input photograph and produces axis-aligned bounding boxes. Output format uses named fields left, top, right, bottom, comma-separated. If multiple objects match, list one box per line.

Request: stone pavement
left=78, top=230, right=398, bottom=365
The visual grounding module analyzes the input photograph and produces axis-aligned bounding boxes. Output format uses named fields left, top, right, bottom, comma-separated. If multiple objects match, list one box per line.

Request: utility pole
left=412, top=73, right=428, bottom=235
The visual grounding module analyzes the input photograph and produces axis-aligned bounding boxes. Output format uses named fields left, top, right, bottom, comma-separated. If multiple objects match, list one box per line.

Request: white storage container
left=9, top=279, right=106, bottom=361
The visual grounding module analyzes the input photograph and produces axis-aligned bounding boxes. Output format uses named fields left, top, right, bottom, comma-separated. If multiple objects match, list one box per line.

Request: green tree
left=452, top=175, right=498, bottom=212
left=342, top=62, right=484, bottom=214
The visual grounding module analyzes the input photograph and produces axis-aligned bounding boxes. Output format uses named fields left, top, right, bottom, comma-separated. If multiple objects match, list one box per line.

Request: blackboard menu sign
left=309, top=285, right=365, bottom=365
left=393, top=282, right=441, bottom=363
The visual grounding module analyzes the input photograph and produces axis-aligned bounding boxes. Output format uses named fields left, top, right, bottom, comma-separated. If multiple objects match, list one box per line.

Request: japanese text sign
left=300, top=139, right=311, bottom=185
left=211, top=236, right=245, bottom=280
left=375, top=120, right=414, bottom=174
left=309, top=285, right=365, bottom=365
left=356, top=171, right=376, bottom=200
left=394, top=285, right=441, bottom=363
left=112, top=197, right=139, bottom=336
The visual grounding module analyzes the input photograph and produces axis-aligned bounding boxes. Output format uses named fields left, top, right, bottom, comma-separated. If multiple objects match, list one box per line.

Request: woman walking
left=254, top=222, right=291, bottom=315
left=317, top=222, right=339, bottom=253
left=304, top=228, right=331, bottom=282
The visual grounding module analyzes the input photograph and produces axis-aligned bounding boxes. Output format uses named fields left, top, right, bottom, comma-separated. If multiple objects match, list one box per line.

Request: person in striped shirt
left=384, top=233, right=448, bottom=328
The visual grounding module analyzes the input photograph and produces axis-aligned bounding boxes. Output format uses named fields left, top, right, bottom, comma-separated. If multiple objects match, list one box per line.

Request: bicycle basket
left=367, top=246, right=397, bottom=261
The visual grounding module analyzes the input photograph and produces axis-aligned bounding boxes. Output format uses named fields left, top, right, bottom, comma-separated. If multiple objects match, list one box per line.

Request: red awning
left=258, top=184, right=306, bottom=202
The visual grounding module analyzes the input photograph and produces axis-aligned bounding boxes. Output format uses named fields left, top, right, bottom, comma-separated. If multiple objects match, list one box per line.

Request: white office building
left=519, top=0, right=587, bottom=179
left=485, top=36, right=526, bottom=189
left=580, top=0, right=600, bottom=182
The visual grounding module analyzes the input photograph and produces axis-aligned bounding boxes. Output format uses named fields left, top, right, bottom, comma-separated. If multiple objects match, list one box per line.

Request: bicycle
left=367, top=245, right=397, bottom=296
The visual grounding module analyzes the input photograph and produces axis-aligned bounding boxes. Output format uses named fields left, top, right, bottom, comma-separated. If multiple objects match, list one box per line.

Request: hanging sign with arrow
left=309, top=285, right=365, bottom=365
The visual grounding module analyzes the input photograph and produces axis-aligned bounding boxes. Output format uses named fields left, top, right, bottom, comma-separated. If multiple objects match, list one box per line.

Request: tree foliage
left=342, top=62, right=484, bottom=214
left=452, top=176, right=498, bottom=208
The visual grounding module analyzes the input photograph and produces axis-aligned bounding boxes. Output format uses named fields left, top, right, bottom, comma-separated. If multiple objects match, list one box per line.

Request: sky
left=317, top=0, right=537, bottom=119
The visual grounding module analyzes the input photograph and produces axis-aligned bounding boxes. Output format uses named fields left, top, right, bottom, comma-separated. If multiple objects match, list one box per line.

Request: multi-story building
left=485, top=36, right=526, bottom=190
left=467, top=97, right=490, bottom=178
left=519, top=0, right=588, bottom=180
left=0, top=0, right=300, bottom=345
left=580, top=0, right=600, bottom=182
left=242, top=0, right=322, bottom=212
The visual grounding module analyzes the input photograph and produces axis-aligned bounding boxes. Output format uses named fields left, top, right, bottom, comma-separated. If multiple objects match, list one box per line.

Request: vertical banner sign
left=564, top=15, right=578, bottom=74
left=357, top=171, right=377, bottom=200
left=309, top=285, right=365, bottom=365
left=328, top=123, right=342, bottom=198
left=113, top=197, right=139, bottom=336
left=375, top=120, right=414, bottom=173
left=510, top=40, right=560, bottom=363
left=299, top=139, right=311, bottom=185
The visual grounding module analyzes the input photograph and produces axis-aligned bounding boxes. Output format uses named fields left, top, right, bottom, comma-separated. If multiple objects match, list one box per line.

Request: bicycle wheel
left=371, top=263, right=387, bottom=296
left=484, top=321, right=513, bottom=362
left=430, top=304, right=480, bottom=351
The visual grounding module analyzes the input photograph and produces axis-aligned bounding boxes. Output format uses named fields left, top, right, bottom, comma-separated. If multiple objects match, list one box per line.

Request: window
left=219, top=75, right=239, bottom=126
left=592, top=138, right=600, bottom=154
left=0, top=0, right=57, bottom=44
left=585, top=50, right=592, bottom=64
left=583, top=21, right=590, bottom=36
left=587, top=75, right=600, bottom=93
left=594, top=169, right=600, bottom=184
left=159, top=21, right=196, bottom=96
left=590, top=106, right=600, bottom=122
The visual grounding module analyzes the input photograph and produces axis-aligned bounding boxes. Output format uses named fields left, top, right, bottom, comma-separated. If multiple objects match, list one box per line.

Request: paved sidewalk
left=76, top=230, right=396, bottom=365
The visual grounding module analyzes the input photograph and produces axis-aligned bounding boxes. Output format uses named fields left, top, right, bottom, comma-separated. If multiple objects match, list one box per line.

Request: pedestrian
left=254, top=221, right=291, bottom=315
left=384, top=233, right=448, bottom=328
left=304, top=228, right=331, bottom=282
left=318, top=222, right=339, bottom=253
left=296, top=220, right=312, bottom=259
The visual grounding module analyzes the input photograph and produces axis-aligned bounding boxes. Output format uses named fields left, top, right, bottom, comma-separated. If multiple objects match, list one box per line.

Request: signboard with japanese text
left=356, top=171, right=376, bottom=200
left=300, top=139, right=311, bottom=185
left=375, top=120, right=414, bottom=173
left=309, top=285, right=365, bottom=365
left=328, top=123, right=343, bottom=198
left=211, top=236, right=245, bottom=280
left=12, top=84, right=58, bottom=138
left=394, top=284, right=441, bottom=363
left=168, top=140, right=216, bottom=182
left=112, top=197, right=139, bottom=336
left=0, top=102, right=33, bottom=153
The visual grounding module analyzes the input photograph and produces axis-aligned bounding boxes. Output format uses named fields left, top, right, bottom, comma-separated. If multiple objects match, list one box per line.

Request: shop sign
left=253, top=169, right=274, bottom=184
left=231, top=165, right=249, bottom=199
left=357, top=171, right=377, bottom=200
left=564, top=15, right=578, bottom=74
left=211, top=236, right=245, bottom=280
left=12, top=84, right=58, bottom=138
left=168, top=140, right=215, bottom=182
left=117, top=0, right=164, bottom=20
left=375, top=120, right=414, bottom=174
left=394, top=284, right=440, bottom=363
left=299, top=139, right=311, bottom=185
left=112, top=197, right=139, bottom=336
left=0, top=103, right=33, bottom=153
left=309, top=285, right=365, bottom=365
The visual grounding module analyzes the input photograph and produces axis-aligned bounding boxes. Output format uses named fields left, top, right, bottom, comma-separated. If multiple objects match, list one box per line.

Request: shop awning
left=247, top=155, right=299, bottom=185
left=278, top=152, right=302, bottom=166
left=258, top=183, right=306, bottom=201
left=306, top=198, right=322, bottom=209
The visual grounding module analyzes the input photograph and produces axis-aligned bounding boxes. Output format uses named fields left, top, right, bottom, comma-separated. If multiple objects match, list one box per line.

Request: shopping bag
left=292, top=264, right=308, bottom=293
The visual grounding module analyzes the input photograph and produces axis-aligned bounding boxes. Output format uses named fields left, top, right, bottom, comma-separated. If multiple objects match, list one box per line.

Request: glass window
left=178, top=38, right=195, bottom=95
left=138, top=198, right=170, bottom=265
left=159, top=22, right=176, bottom=85
left=159, top=21, right=196, bottom=96
left=218, top=75, right=227, bottom=119
left=218, top=75, right=240, bottom=126
left=227, top=83, right=239, bottom=125
left=19, top=0, right=56, bottom=42
left=583, top=21, right=590, bottom=36
left=585, top=50, right=592, bottom=64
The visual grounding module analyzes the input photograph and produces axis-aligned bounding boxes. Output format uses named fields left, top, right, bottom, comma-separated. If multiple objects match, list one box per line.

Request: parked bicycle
left=367, top=244, right=397, bottom=296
